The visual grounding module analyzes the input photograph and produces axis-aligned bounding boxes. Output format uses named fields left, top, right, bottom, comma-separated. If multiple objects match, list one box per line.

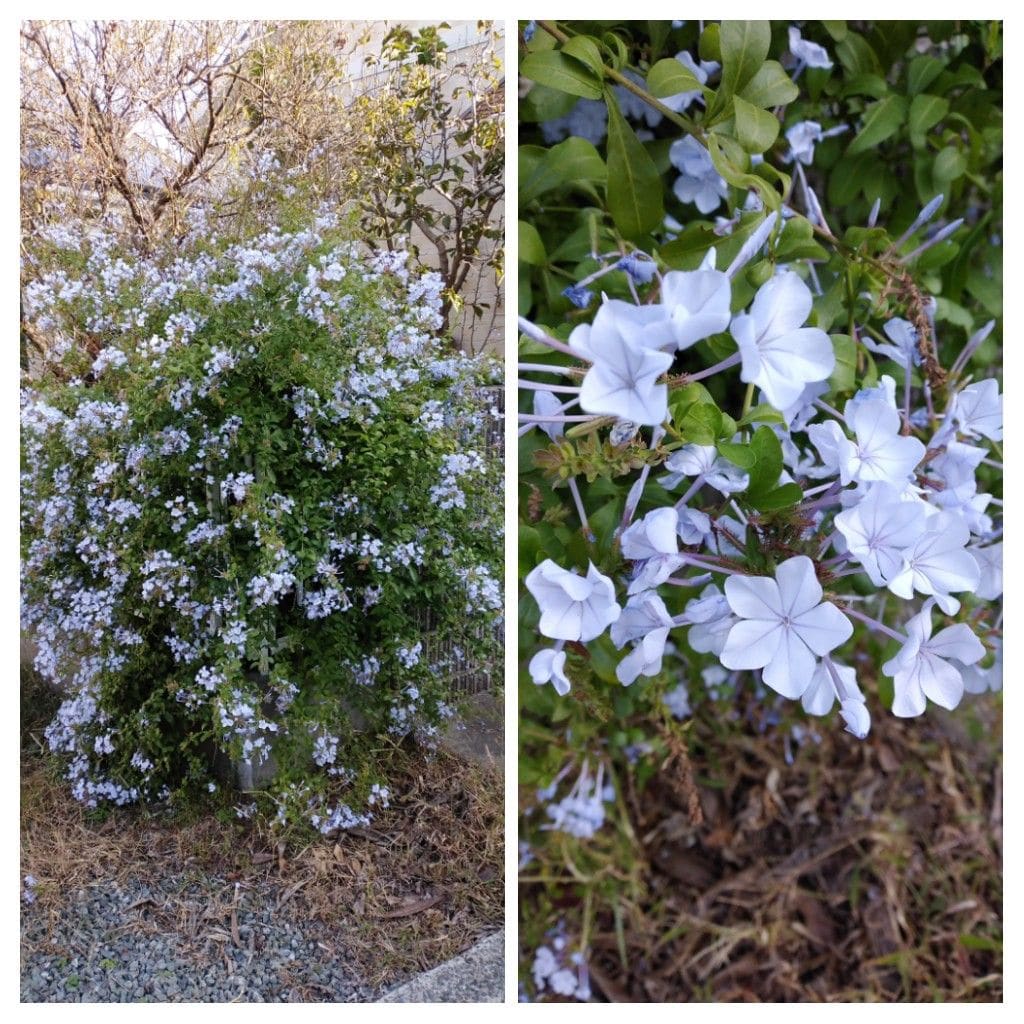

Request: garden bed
left=520, top=694, right=1001, bottom=1002
left=22, top=673, right=503, bottom=1002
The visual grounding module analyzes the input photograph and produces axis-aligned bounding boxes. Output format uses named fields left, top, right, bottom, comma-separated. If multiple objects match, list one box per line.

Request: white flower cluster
left=429, top=451, right=487, bottom=510
left=529, top=925, right=592, bottom=1002
left=523, top=236, right=1001, bottom=740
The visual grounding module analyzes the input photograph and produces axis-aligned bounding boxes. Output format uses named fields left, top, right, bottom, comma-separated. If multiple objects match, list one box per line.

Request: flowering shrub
left=21, top=212, right=502, bottom=831
left=518, top=19, right=1001, bottom=999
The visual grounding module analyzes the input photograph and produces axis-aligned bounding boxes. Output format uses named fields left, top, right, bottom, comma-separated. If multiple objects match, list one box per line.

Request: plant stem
left=536, top=21, right=702, bottom=139
left=687, top=351, right=741, bottom=382
left=843, top=605, right=905, bottom=643
left=518, top=379, right=581, bottom=394
left=741, top=382, right=755, bottom=419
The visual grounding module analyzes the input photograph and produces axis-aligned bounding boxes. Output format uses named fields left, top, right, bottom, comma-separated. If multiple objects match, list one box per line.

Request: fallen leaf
left=376, top=894, right=442, bottom=919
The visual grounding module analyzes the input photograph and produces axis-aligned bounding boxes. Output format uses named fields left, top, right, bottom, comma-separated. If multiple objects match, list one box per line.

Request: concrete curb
left=376, top=930, right=504, bottom=1003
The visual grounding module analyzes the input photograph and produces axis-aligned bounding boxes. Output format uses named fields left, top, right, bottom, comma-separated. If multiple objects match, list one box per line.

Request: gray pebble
left=21, top=875, right=374, bottom=1003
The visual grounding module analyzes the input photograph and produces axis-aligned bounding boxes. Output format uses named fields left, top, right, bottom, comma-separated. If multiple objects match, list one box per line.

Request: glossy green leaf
left=605, top=91, right=663, bottom=239
left=933, top=146, right=967, bottom=183
left=738, top=60, right=799, bottom=108
left=750, top=482, right=804, bottom=511
left=520, top=50, right=603, bottom=99
left=719, top=21, right=771, bottom=99
left=518, top=221, right=547, bottom=266
left=835, top=32, right=881, bottom=76
left=646, top=57, right=701, bottom=98
left=746, top=425, right=784, bottom=497
left=907, top=55, right=946, bottom=96
left=561, top=36, right=606, bottom=80
left=909, top=93, right=949, bottom=141
left=828, top=334, right=856, bottom=393
left=847, top=95, right=908, bottom=154
left=706, top=132, right=781, bottom=212
left=679, top=403, right=723, bottom=444
left=699, top=23, right=721, bottom=63
left=520, top=137, right=607, bottom=204
left=839, top=73, right=889, bottom=99
left=733, top=95, right=781, bottom=153
left=738, top=405, right=784, bottom=427
left=717, top=441, right=757, bottom=470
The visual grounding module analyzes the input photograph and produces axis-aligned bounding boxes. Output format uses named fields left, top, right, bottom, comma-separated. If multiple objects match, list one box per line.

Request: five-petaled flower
left=720, top=556, right=853, bottom=698
left=526, top=559, right=621, bottom=642
left=731, top=272, right=835, bottom=411
left=572, top=300, right=674, bottom=425
left=882, top=602, right=985, bottom=717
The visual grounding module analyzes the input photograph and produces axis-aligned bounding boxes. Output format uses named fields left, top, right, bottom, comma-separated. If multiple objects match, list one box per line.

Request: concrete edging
left=376, top=930, right=504, bottom=1003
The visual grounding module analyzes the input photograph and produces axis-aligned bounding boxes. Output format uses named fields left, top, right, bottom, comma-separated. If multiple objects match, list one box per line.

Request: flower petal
left=927, top=623, right=985, bottom=666
left=919, top=652, right=965, bottom=710
left=762, top=628, right=816, bottom=699
left=723, top=573, right=782, bottom=618
left=774, top=555, right=822, bottom=617
left=750, top=271, right=813, bottom=340
left=793, top=601, right=852, bottom=656
left=720, top=618, right=781, bottom=670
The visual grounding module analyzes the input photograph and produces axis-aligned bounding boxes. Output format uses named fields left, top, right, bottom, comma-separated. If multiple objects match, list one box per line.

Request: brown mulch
left=583, top=702, right=1002, bottom=1002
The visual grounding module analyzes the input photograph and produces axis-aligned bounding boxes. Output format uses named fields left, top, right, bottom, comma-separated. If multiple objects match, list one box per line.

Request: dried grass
left=522, top=698, right=1002, bottom=1002
left=21, top=669, right=503, bottom=989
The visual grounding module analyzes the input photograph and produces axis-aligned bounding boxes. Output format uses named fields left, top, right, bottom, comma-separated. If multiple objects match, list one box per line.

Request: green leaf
left=520, top=137, right=607, bottom=204
left=589, top=497, right=624, bottom=550
left=835, top=32, right=881, bottom=76
left=750, top=482, right=803, bottom=511
left=659, top=211, right=771, bottom=270
left=517, top=266, right=533, bottom=317
left=518, top=524, right=543, bottom=579
left=847, top=95, right=908, bottom=154
left=774, top=217, right=828, bottom=262
left=909, top=93, right=949, bottom=141
left=646, top=57, right=701, bottom=98
left=520, top=50, right=603, bottom=99
left=518, top=221, right=547, bottom=266
left=732, top=95, right=780, bottom=153
left=934, top=296, right=975, bottom=331
left=718, top=21, right=771, bottom=100
left=647, top=21, right=670, bottom=62
left=604, top=91, right=664, bottom=239
left=822, top=21, right=847, bottom=41
left=706, top=132, right=780, bottom=212
left=699, top=23, right=721, bottom=64
left=717, top=441, right=756, bottom=470
left=657, top=223, right=721, bottom=268
left=828, top=334, right=856, bottom=393
left=588, top=633, right=623, bottom=686
left=561, top=36, right=606, bottom=80
left=839, top=73, right=890, bottom=100
left=933, top=146, right=967, bottom=183
left=669, top=381, right=716, bottom=413
left=907, top=55, right=946, bottom=96
left=601, top=31, right=629, bottom=70
left=738, top=60, right=799, bottom=108
left=738, top=404, right=784, bottom=427
left=746, top=425, right=783, bottom=497
left=519, top=83, right=582, bottom=122
left=679, top=403, right=723, bottom=444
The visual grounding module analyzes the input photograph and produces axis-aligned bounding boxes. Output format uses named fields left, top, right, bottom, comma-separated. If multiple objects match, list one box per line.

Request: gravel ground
left=21, top=874, right=378, bottom=1003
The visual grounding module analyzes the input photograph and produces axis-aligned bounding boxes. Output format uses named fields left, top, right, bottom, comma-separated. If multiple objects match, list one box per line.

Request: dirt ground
left=522, top=695, right=1002, bottom=1002
left=21, top=675, right=504, bottom=994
